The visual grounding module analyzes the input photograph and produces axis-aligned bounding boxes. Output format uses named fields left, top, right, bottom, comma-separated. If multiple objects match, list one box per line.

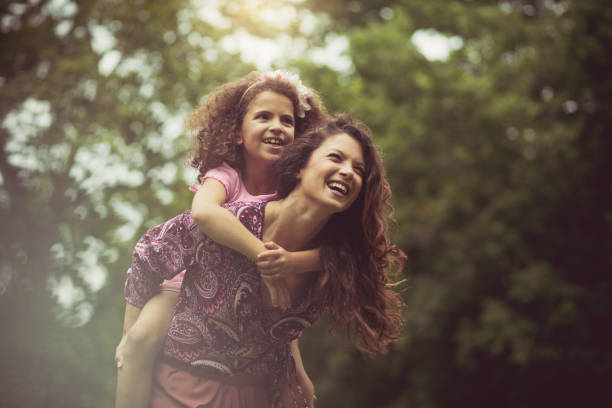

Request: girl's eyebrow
left=253, top=109, right=293, bottom=117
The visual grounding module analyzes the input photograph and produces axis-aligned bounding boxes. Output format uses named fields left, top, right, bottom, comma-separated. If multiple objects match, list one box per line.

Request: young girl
left=115, top=70, right=327, bottom=408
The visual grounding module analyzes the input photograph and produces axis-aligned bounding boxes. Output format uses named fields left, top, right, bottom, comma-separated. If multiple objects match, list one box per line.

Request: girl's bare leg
left=115, top=290, right=178, bottom=408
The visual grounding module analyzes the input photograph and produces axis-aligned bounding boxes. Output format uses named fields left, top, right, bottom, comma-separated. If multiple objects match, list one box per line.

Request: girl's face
left=239, top=91, right=295, bottom=168
left=298, top=132, right=365, bottom=214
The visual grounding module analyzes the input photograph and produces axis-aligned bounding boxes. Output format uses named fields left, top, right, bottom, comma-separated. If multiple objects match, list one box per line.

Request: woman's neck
left=263, top=193, right=331, bottom=251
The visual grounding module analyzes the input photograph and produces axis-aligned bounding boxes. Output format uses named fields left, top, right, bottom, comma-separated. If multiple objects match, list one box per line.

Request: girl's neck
left=241, top=161, right=276, bottom=196
left=263, top=193, right=331, bottom=251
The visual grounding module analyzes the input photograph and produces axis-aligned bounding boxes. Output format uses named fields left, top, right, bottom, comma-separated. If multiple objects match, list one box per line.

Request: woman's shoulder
left=222, top=200, right=267, bottom=213
left=222, top=201, right=268, bottom=236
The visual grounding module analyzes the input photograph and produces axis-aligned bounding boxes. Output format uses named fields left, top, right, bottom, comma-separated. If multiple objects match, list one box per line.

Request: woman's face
left=298, top=132, right=365, bottom=214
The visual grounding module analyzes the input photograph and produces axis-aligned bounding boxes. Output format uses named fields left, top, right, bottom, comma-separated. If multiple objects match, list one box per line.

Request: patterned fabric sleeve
left=124, top=211, right=200, bottom=307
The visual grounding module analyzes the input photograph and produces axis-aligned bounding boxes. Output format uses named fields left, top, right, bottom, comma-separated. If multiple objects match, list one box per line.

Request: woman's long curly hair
left=186, top=71, right=327, bottom=183
left=273, top=114, right=406, bottom=355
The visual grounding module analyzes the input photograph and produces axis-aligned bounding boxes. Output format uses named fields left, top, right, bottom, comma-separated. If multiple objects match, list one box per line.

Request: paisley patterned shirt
left=124, top=201, right=319, bottom=379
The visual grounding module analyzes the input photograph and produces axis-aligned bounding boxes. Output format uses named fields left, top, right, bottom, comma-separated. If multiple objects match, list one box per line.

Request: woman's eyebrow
left=330, top=149, right=365, bottom=166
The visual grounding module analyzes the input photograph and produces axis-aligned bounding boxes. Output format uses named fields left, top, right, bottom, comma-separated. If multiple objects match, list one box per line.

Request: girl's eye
left=256, top=112, right=270, bottom=119
left=282, top=116, right=294, bottom=126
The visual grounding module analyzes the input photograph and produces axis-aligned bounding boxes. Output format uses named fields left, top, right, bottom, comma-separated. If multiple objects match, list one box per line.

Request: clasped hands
left=256, top=241, right=296, bottom=310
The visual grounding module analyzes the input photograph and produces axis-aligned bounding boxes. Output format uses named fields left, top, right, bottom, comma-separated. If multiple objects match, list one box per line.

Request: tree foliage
left=1, top=0, right=252, bottom=405
left=297, top=1, right=612, bottom=407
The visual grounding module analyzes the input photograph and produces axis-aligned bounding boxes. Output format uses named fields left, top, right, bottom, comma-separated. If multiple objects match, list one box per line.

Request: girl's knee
left=124, top=323, right=166, bottom=357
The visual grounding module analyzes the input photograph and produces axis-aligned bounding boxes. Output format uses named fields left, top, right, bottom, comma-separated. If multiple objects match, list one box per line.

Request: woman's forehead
left=315, top=133, right=364, bottom=162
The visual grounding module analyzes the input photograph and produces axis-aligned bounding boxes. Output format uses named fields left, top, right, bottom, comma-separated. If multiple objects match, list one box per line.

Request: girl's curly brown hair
left=186, top=71, right=327, bottom=183
left=273, top=114, right=406, bottom=355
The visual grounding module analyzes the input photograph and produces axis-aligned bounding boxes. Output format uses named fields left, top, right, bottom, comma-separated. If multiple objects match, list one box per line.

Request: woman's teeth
left=328, top=181, right=348, bottom=195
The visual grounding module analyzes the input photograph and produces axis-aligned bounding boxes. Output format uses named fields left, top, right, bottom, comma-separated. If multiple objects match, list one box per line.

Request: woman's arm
left=124, top=212, right=195, bottom=308
left=290, top=339, right=316, bottom=408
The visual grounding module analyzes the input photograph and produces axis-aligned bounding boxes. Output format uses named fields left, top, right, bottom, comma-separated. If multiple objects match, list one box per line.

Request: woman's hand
left=290, top=339, right=316, bottom=407
left=256, top=241, right=296, bottom=279
left=114, top=335, right=127, bottom=369
left=296, top=370, right=316, bottom=408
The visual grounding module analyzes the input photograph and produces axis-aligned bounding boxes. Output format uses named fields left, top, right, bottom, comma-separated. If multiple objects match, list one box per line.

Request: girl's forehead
left=248, top=90, right=294, bottom=110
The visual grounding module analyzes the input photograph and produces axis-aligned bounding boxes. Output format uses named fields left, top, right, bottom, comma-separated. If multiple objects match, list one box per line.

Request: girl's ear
left=236, top=136, right=244, bottom=146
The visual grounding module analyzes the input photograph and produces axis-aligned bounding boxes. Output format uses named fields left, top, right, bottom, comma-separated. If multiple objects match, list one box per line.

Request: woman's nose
left=339, top=164, right=354, bottom=179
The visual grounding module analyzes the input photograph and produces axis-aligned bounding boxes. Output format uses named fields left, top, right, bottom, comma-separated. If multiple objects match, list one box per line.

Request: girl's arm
left=191, top=178, right=267, bottom=261
left=256, top=243, right=321, bottom=279
left=191, top=178, right=290, bottom=309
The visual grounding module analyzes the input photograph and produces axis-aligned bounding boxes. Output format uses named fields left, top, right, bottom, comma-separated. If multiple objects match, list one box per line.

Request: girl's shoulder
left=188, top=162, right=240, bottom=196
left=205, top=161, right=239, bottom=181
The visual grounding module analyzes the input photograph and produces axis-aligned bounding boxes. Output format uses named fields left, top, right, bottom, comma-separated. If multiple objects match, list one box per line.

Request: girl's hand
left=256, top=241, right=296, bottom=279
left=263, top=276, right=292, bottom=310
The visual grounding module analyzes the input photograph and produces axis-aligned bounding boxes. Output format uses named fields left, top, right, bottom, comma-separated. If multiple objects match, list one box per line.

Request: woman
left=121, top=114, right=405, bottom=407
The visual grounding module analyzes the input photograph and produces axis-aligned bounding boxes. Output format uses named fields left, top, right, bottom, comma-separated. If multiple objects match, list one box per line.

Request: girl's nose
left=269, top=118, right=283, bottom=133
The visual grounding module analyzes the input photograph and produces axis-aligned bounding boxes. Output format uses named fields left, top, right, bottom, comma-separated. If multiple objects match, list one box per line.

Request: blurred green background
left=1, top=0, right=611, bottom=407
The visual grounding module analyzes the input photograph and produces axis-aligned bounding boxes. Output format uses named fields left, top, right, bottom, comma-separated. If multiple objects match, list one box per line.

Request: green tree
left=0, top=1, right=252, bottom=405
left=295, top=1, right=612, bottom=407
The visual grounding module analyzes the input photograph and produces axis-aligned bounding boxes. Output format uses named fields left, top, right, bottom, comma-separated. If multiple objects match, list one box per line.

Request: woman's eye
left=256, top=112, right=270, bottom=119
left=355, top=167, right=365, bottom=176
left=328, top=153, right=341, bottom=161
